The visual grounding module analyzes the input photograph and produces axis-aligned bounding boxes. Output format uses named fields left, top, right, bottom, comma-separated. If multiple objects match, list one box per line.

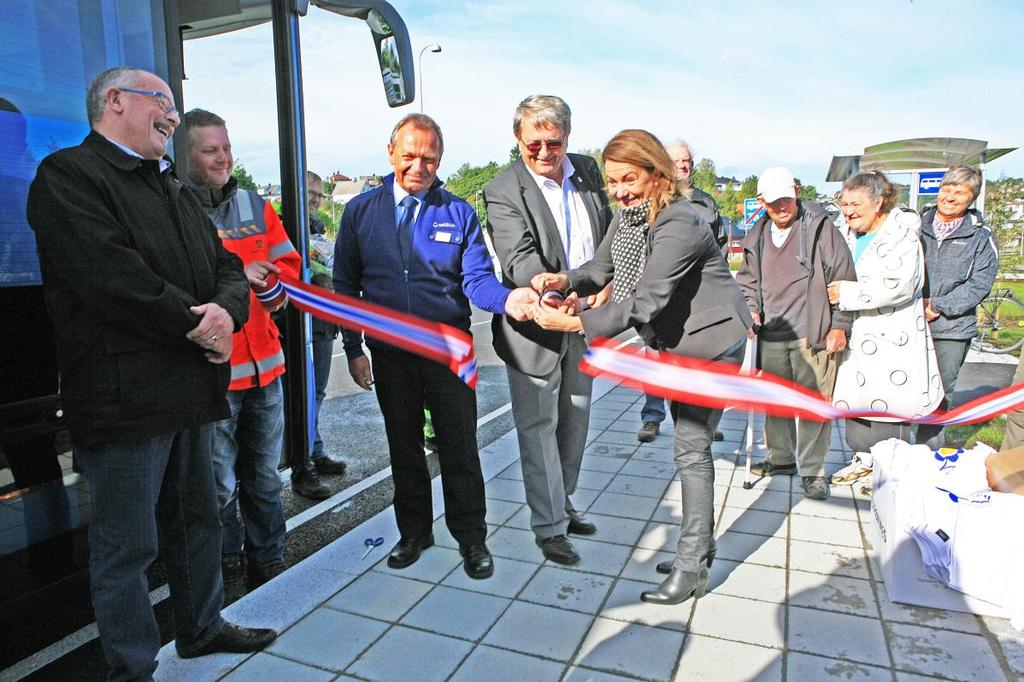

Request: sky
left=181, top=0, right=1024, bottom=195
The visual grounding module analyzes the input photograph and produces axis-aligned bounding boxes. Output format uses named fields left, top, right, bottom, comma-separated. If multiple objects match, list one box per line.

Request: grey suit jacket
left=570, top=199, right=752, bottom=361
left=484, top=154, right=612, bottom=376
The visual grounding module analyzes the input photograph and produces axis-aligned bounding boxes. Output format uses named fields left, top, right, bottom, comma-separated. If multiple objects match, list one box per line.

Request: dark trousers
left=75, top=425, right=225, bottom=681
left=844, top=418, right=912, bottom=454
left=915, top=338, right=971, bottom=447
left=667, top=340, right=745, bottom=572
left=371, top=346, right=486, bottom=546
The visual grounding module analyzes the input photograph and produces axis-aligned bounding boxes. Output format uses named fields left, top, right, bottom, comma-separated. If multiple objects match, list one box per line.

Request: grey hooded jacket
left=920, top=207, right=998, bottom=340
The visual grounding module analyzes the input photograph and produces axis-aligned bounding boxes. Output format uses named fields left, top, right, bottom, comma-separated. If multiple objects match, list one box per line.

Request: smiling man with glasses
left=483, top=95, right=613, bottom=565
left=26, top=67, right=276, bottom=679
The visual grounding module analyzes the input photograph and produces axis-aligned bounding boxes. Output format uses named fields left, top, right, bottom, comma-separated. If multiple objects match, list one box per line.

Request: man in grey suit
left=483, top=95, right=612, bottom=564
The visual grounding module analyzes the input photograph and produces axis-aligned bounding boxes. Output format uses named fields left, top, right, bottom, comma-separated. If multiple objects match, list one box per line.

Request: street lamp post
left=418, top=43, right=442, bottom=113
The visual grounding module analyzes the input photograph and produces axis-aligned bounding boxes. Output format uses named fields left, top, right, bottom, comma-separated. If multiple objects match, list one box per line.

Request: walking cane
left=741, top=336, right=758, bottom=489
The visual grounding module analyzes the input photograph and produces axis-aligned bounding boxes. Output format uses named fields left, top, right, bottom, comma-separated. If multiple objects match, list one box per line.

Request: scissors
left=362, top=536, right=384, bottom=559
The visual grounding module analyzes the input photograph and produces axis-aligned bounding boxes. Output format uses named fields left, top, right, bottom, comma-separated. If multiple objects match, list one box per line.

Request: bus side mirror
left=314, top=0, right=415, bottom=107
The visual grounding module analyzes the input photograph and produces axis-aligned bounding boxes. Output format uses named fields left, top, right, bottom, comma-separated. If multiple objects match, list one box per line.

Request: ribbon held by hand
left=277, top=274, right=478, bottom=388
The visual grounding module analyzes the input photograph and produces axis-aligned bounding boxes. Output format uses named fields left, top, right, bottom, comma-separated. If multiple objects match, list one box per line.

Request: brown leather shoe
left=179, top=622, right=278, bottom=658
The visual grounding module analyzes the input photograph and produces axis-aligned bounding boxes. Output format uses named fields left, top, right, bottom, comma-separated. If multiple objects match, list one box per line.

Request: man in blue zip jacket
left=333, top=114, right=537, bottom=579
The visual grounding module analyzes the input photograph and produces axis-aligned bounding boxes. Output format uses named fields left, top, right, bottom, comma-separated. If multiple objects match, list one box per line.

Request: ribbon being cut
left=275, top=276, right=1024, bottom=424
left=277, top=274, right=478, bottom=388
left=580, top=338, right=1024, bottom=426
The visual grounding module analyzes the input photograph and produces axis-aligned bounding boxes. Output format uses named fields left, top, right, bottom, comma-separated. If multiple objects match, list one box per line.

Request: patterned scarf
left=933, top=214, right=965, bottom=244
left=610, top=199, right=652, bottom=303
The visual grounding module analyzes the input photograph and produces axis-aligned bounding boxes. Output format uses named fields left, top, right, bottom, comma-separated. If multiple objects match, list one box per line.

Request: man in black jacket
left=735, top=167, right=856, bottom=500
left=27, top=67, right=276, bottom=680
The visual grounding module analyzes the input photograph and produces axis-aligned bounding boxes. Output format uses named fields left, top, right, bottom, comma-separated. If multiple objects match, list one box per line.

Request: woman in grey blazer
left=532, top=129, right=751, bottom=605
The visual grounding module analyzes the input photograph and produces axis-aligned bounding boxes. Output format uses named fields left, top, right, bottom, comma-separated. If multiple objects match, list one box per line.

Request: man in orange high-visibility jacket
left=185, top=108, right=300, bottom=601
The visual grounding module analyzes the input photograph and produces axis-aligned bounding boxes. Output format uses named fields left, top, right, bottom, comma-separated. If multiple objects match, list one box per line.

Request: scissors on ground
left=361, top=536, right=384, bottom=559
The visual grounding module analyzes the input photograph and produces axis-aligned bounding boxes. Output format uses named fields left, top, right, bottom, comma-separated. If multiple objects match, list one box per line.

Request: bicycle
left=972, top=288, right=1024, bottom=354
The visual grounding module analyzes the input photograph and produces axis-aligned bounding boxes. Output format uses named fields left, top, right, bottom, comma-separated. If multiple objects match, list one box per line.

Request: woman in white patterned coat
left=826, top=172, right=943, bottom=480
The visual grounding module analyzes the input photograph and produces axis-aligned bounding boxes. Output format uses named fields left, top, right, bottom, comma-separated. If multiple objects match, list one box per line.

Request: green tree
left=986, top=176, right=1024, bottom=268
left=794, top=178, right=822, bottom=202
left=444, top=161, right=510, bottom=226
left=509, top=145, right=521, bottom=163
left=691, top=158, right=717, bottom=196
left=232, top=163, right=257, bottom=190
left=575, top=146, right=605, bottom=178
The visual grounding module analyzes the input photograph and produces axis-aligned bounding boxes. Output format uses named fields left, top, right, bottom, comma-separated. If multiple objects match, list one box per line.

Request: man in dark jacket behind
left=916, top=165, right=997, bottom=447
left=27, top=67, right=276, bottom=679
left=736, top=167, right=857, bottom=500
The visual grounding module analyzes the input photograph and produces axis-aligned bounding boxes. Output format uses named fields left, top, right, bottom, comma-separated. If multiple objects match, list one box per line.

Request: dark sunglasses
left=523, top=139, right=564, bottom=154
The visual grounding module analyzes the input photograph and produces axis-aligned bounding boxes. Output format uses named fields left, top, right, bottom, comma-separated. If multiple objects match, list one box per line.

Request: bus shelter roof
left=826, top=137, right=1016, bottom=182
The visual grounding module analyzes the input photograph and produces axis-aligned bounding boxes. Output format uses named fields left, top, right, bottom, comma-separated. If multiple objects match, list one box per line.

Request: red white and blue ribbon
left=580, top=338, right=1024, bottom=425
left=278, top=274, right=478, bottom=388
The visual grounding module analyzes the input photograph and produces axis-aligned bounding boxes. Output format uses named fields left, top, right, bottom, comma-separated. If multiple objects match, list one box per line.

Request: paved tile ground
left=157, top=381, right=1024, bottom=681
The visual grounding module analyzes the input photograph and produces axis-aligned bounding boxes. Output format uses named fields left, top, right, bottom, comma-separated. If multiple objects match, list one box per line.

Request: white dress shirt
left=524, top=156, right=595, bottom=269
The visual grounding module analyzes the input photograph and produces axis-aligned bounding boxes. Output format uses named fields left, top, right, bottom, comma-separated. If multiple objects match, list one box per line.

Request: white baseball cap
left=757, top=166, right=797, bottom=203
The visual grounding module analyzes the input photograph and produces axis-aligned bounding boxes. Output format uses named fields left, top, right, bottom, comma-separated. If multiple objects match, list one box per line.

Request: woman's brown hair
left=602, top=129, right=679, bottom=223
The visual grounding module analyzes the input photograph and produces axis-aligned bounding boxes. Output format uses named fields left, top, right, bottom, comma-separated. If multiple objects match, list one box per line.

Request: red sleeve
left=263, top=201, right=301, bottom=279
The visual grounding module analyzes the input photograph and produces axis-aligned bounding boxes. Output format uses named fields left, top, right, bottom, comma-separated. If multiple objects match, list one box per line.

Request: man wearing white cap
left=735, top=167, right=857, bottom=499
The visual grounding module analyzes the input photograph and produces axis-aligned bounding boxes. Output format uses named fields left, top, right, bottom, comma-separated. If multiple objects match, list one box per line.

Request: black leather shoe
left=750, top=461, right=797, bottom=477
left=313, top=454, right=348, bottom=476
left=179, top=622, right=278, bottom=658
left=536, top=535, right=580, bottom=565
left=387, top=534, right=434, bottom=569
left=641, top=567, right=709, bottom=605
left=460, top=543, right=494, bottom=579
left=291, top=468, right=331, bottom=500
left=657, top=548, right=716, bottom=575
left=567, top=511, right=597, bottom=536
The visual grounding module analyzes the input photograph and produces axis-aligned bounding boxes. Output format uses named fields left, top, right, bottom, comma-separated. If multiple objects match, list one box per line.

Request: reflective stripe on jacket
left=193, top=178, right=301, bottom=390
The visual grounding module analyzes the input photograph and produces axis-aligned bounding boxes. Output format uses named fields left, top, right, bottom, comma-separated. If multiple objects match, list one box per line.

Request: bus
left=0, top=1, right=413, bottom=677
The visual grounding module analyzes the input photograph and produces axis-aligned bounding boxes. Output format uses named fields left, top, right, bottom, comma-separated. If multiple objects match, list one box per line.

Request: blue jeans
left=641, top=347, right=666, bottom=424
left=213, top=377, right=286, bottom=567
left=311, top=332, right=335, bottom=460
left=641, top=392, right=666, bottom=424
left=75, top=426, right=225, bottom=680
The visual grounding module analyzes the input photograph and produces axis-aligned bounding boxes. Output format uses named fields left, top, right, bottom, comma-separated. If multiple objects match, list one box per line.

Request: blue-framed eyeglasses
left=119, top=87, right=176, bottom=114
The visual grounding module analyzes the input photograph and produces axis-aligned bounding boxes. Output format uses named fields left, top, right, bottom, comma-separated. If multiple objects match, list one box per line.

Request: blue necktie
left=396, top=195, right=417, bottom=268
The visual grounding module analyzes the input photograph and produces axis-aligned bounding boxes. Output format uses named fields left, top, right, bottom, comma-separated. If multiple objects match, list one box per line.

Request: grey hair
left=941, top=164, right=982, bottom=202
left=86, top=67, right=143, bottom=125
left=306, top=170, right=322, bottom=184
left=513, top=95, right=571, bottom=138
left=182, top=108, right=227, bottom=152
left=389, top=113, right=444, bottom=155
left=666, top=139, right=693, bottom=157
left=842, top=171, right=897, bottom=213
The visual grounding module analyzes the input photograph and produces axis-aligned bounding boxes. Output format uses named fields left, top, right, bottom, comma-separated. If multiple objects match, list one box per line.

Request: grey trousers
left=671, top=341, right=746, bottom=572
left=506, top=333, right=592, bottom=539
left=759, top=338, right=837, bottom=478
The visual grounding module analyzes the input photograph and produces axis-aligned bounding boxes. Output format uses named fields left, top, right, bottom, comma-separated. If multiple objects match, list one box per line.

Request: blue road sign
left=741, top=198, right=764, bottom=230
left=918, top=171, right=945, bottom=195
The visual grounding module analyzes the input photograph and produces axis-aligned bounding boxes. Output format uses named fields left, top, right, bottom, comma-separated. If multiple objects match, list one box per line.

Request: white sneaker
left=831, top=453, right=872, bottom=486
